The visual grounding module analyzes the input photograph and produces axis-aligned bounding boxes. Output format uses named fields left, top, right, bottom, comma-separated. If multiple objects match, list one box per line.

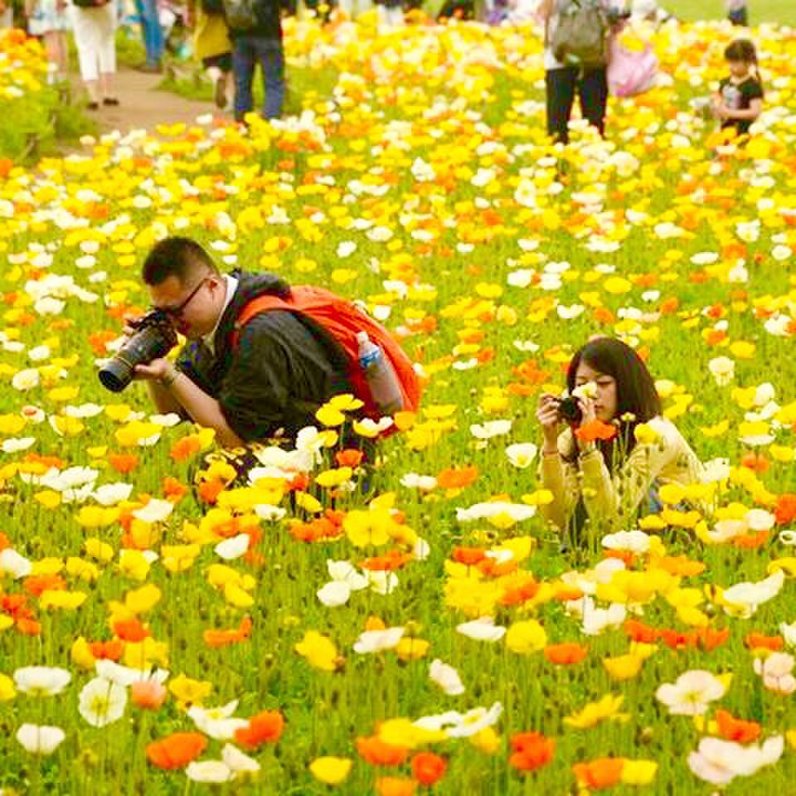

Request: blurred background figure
left=0, top=0, right=13, bottom=27
left=69, top=0, right=118, bottom=109
left=726, top=0, right=748, bottom=26
left=133, top=0, right=164, bottom=71
left=185, top=0, right=232, bottom=109
left=26, top=0, right=70, bottom=82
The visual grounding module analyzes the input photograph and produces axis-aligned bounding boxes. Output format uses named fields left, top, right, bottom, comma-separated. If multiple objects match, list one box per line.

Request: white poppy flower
left=2, top=437, right=36, bottom=453
left=186, top=761, right=234, bottom=783
left=505, top=442, right=538, bottom=469
left=78, top=677, right=128, bottom=727
left=601, top=530, right=651, bottom=553
left=456, top=617, right=506, bottom=642
left=317, top=581, right=352, bottom=607
left=215, top=534, right=250, bottom=561
left=188, top=701, right=248, bottom=740
left=722, top=570, right=785, bottom=617
left=92, top=483, right=133, bottom=506
left=253, top=504, right=287, bottom=521
left=13, top=666, right=71, bottom=696
left=353, top=626, right=405, bottom=654
left=469, top=420, right=512, bottom=440
left=11, top=369, right=40, bottom=391
left=95, top=660, right=169, bottom=687
left=456, top=502, right=536, bottom=523
left=415, top=702, right=503, bottom=738
left=16, top=724, right=66, bottom=755
left=148, top=413, right=182, bottom=427
left=655, top=670, right=728, bottom=715
left=0, top=548, right=33, bottom=579
left=429, top=659, right=465, bottom=696
left=222, top=743, right=260, bottom=774
left=366, top=570, right=399, bottom=596
left=63, top=403, right=104, bottom=418
left=132, top=499, right=174, bottom=523
left=400, top=473, right=438, bottom=491
left=688, top=736, right=783, bottom=786
left=327, top=560, right=369, bottom=591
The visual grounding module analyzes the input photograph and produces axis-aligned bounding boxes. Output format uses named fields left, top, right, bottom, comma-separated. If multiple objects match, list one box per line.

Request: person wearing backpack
left=185, top=0, right=233, bottom=109
left=128, top=237, right=419, bottom=448
left=538, top=0, right=612, bottom=144
left=223, top=0, right=285, bottom=121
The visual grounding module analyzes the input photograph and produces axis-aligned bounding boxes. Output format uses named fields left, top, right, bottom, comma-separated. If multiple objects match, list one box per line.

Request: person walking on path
left=227, top=0, right=285, bottom=122
left=69, top=0, right=119, bottom=109
left=185, top=0, right=233, bottom=109
left=133, top=0, right=165, bottom=72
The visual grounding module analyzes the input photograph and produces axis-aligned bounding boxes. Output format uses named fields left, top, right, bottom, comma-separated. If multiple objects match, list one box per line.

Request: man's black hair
left=142, top=237, right=219, bottom=286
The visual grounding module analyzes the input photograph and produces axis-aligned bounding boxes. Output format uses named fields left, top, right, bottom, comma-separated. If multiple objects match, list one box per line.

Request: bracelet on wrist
left=159, top=368, right=179, bottom=389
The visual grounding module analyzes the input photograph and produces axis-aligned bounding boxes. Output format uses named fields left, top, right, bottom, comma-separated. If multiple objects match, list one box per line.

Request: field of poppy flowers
left=1, top=13, right=796, bottom=795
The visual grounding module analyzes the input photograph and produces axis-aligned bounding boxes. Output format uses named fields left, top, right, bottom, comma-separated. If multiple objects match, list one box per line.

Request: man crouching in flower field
left=118, top=236, right=354, bottom=448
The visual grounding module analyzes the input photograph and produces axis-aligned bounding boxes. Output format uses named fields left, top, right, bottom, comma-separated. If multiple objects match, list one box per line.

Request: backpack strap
left=230, top=294, right=290, bottom=349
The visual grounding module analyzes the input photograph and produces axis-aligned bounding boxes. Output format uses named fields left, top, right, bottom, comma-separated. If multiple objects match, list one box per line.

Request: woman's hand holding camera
left=536, top=393, right=562, bottom=455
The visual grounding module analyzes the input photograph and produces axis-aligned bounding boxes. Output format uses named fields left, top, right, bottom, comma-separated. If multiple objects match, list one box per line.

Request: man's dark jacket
left=175, top=270, right=350, bottom=443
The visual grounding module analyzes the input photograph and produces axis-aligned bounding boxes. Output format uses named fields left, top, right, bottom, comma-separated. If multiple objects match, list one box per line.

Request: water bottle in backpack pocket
left=356, top=332, right=403, bottom=416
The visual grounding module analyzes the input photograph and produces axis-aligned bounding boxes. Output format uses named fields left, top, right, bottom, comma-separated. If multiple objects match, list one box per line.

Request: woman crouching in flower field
left=536, top=337, right=704, bottom=548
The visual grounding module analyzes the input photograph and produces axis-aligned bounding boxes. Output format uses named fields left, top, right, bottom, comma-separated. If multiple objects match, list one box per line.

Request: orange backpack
left=230, top=286, right=422, bottom=423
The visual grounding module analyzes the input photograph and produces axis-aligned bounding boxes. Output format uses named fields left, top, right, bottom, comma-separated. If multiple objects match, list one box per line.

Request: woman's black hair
left=566, top=337, right=662, bottom=467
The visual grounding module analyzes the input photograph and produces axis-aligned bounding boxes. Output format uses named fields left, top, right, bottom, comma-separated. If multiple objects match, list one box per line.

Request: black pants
left=545, top=66, right=608, bottom=144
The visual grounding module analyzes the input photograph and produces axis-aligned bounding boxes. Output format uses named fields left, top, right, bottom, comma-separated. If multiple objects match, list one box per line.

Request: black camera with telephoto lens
left=555, top=396, right=583, bottom=425
left=98, top=309, right=177, bottom=393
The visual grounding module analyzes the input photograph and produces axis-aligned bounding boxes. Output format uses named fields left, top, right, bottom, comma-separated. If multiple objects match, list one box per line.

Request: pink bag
left=607, top=36, right=659, bottom=97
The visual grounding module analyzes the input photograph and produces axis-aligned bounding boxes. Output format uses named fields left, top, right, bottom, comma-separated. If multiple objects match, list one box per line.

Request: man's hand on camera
left=133, top=358, right=171, bottom=382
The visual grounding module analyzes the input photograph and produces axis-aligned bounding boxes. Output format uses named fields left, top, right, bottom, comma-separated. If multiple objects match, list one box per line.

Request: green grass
left=661, top=0, right=796, bottom=25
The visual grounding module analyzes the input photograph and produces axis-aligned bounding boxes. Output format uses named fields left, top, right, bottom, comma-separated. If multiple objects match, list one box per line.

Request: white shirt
left=203, top=274, right=239, bottom=356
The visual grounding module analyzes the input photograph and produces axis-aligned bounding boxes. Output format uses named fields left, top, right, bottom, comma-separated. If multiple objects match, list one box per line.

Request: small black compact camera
left=98, top=309, right=178, bottom=393
left=555, top=396, right=583, bottom=425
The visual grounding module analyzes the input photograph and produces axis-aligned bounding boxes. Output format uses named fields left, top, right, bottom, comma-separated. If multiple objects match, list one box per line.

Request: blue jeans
left=232, top=36, right=284, bottom=121
left=134, top=0, right=164, bottom=66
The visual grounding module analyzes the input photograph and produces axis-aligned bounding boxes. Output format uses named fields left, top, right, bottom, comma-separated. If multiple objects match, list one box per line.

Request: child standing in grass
left=712, top=38, right=763, bottom=137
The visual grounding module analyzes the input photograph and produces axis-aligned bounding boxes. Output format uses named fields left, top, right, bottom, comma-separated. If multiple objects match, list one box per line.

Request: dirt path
left=78, top=66, right=224, bottom=135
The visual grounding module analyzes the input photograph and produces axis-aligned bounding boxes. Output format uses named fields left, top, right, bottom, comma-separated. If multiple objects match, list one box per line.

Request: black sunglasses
left=158, top=277, right=209, bottom=320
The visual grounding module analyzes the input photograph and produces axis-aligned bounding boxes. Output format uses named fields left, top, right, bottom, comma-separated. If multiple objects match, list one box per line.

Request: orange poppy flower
left=572, top=757, right=625, bottom=790
left=659, top=629, right=698, bottom=651
left=23, top=574, right=67, bottom=596
left=197, top=479, right=226, bottom=505
left=740, top=452, right=769, bottom=473
left=234, top=710, right=285, bottom=748
left=0, top=532, right=9, bottom=551
left=744, top=633, right=783, bottom=652
left=624, top=619, right=658, bottom=644
left=715, top=709, right=761, bottom=744
left=108, top=453, right=140, bottom=474
left=170, top=436, right=202, bottom=462
left=356, top=736, right=409, bottom=767
left=452, top=547, right=487, bottom=566
left=695, top=627, right=730, bottom=652
left=411, top=752, right=447, bottom=785
left=162, top=477, right=189, bottom=501
left=360, top=550, right=413, bottom=572
left=499, top=576, right=540, bottom=607
left=508, top=731, right=556, bottom=772
left=436, top=465, right=479, bottom=490
left=544, top=643, right=588, bottom=665
left=203, top=616, right=253, bottom=649
left=113, top=618, right=150, bottom=642
left=655, top=555, right=705, bottom=577
left=146, top=732, right=207, bottom=769
left=775, top=494, right=796, bottom=525
left=88, top=640, right=124, bottom=661
left=575, top=420, right=617, bottom=443
left=376, top=777, right=416, bottom=796
left=335, top=448, right=364, bottom=468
